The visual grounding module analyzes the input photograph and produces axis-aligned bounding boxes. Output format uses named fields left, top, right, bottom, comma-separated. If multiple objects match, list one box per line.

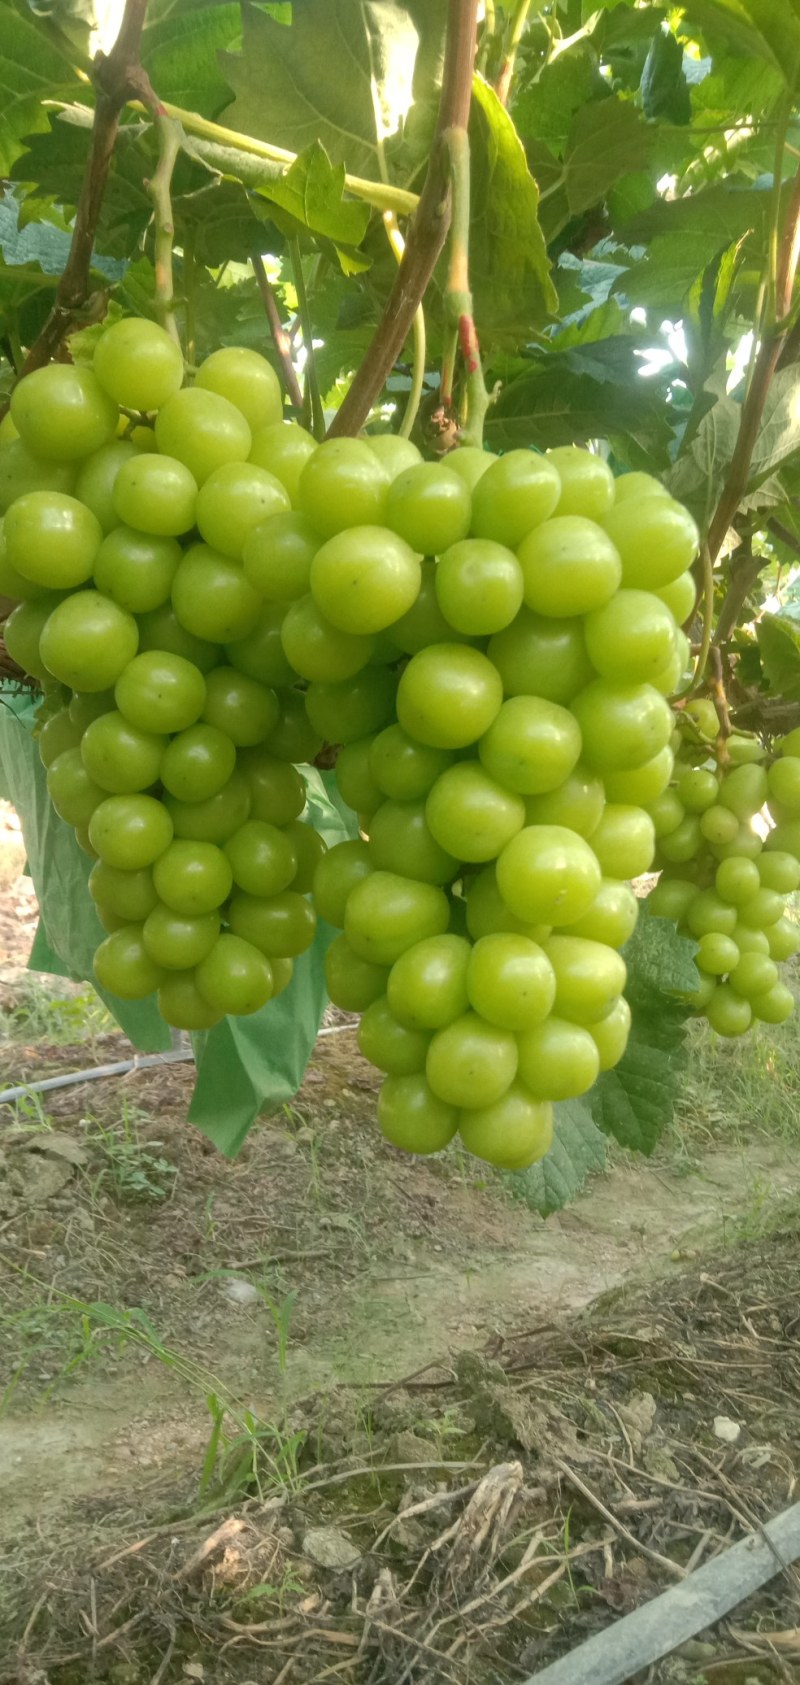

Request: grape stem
left=291, top=241, right=326, bottom=442
left=327, top=0, right=479, bottom=439
left=382, top=211, right=427, bottom=440
left=440, top=123, right=491, bottom=450
left=494, top=0, right=532, bottom=107
left=6, top=0, right=159, bottom=391
left=251, top=253, right=304, bottom=414
left=147, top=112, right=182, bottom=345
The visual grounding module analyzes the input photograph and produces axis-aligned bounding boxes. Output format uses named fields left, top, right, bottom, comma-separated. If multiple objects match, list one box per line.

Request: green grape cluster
left=1, top=320, right=326, bottom=1030
left=301, top=444, right=699, bottom=1169
left=647, top=702, right=800, bottom=1035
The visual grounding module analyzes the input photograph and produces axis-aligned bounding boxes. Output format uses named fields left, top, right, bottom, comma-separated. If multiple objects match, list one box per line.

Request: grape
left=268, top=690, right=323, bottom=762
left=40, top=591, right=139, bottom=692
left=714, top=856, right=760, bottom=905
left=767, top=756, right=800, bottom=814
left=465, top=864, right=548, bottom=941
left=497, top=824, right=601, bottom=927
left=281, top=594, right=373, bottom=682
left=524, top=765, right=605, bottom=838
left=115, top=650, right=206, bottom=733
left=357, top=996, right=431, bottom=1076
left=224, top=820, right=297, bottom=897
left=172, top=543, right=262, bottom=644
left=242, top=510, right=318, bottom=601
left=93, top=525, right=181, bottom=613
left=614, top=472, right=671, bottom=505
left=369, top=726, right=453, bottom=803
left=729, top=952, right=779, bottom=999
left=335, top=739, right=383, bottom=815
left=387, top=934, right=471, bottom=1030
left=466, top=933, right=555, bottom=1030
left=686, top=890, right=738, bottom=938
left=752, top=982, right=794, bottom=1024
left=386, top=462, right=471, bottom=554
left=390, top=558, right=468, bottom=653
left=249, top=421, right=317, bottom=503
left=698, top=805, right=740, bottom=846
left=89, top=794, right=173, bottom=869
left=195, top=346, right=282, bottom=433
left=435, top=539, right=523, bottom=635
left=93, top=318, right=184, bottom=412
left=4, top=597, right=57, bottom=681
left=11, top=364, right=118, bottom=460
left=325, top=934, right=388, bottom=1011
left=365, top=434, right=422, bottom=476
left=345, top=871, right=449, bottom=966
left=155, top=387, right=252, bottom=484
left=311, top=526, right=422, bottom=636
left=442, top=445, right=494, bottom=490
left=591, top=996, right=632, bottom=1071
left=377, top=1074, right=458, bottom=1154
left=589, top=805, right=655, bottom=879
left=766, top=917, right=800, bottom=961
left=737, top=887, right=785, bottom=929
left=603, top=496, right=698, bottom=588
left=470, top=449, right=560, bottom=547
left=604, top=747, right=674, bottom=805
left=369, top=797, right=459, bottom=884
left=459, top=1086, right=553, bottom=1170
left=158, top=972, right=222, bottom=1030
left=695, top=932, right=739, bottom=976
left=137, top=604, right=219, bottom=673
left=76, top=441, right=143, bottom=535
left=758, top=851, right=800, bottom=894
left=0, top=441, right=77, bottom=512
left=518, top=515, right=622, bottom=617
left=81, top=710, right=164, bottom=794
left=38, top=707, right=81, bottom=768
left=572, top=680, right=672, bottom=773
left=229, top=890, right=316, bottom=958
left=114, top=454, right=198, bottom=536
left=676, top=767, right=719, bottom=813
left=547, top=446, right=614, bottom=520
left=479, top=695, right=581, bottom=794
left=88, top=861, right=158, bottom=923
left=195, top=933, right=274, bottom=1017
left=426, top=1012, right=518, bottom=1109
left=227, top=603, right=295, bottom=688
left=201, top=666, right=278, bottom=746
left=706, top=984, right=752, bottom=1037
left=425, top=762, right=525, bottom=862
left=165, top=772, right=251, bottom=844
left=584, top=589, right=676, bottom=682
left=546, top=934, right=626, bottom=1025
left=299, top=439, right=388, bottom=537
left=282, top=820, right=326, bottom=894
left=237, top=750, right=305, bottom=826
left=312, top=839, right=372, bottom=928
left=195, top=461, right=290, bottom=559
left=718, top=762, right=768, bottom=819
left=396, top=644, right=502, bottom=749
left=648, top=876, right=697, bottom=922
left=562, top=878, right=638, bottom=948
left=5, top=491, right=101, bottom=588
left=94, top=926, right=165, bottom=999
left=160, top=724, right=236, bottom=802
left=142, top=905, right=221, bottom=969
left=516, top=1017, right=599, bottom=1100
left=47, top=748, right=105, bottom=826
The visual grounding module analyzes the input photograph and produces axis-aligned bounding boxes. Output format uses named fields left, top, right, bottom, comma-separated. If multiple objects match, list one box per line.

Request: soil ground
left=1, top=803, right=799, bottom=1684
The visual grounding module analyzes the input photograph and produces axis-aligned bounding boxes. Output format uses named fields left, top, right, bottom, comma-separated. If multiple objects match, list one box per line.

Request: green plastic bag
left=0, top=687, right=354, bottom=1154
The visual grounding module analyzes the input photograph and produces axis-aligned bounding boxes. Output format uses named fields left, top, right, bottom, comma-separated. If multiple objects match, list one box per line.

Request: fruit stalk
left=291, top=242, right=326, bottom=442
left=327, top=0, right=480, bottom=439
left=147, top=112, right=182, bottom=346
left=251, top=254, right=304, bottom=414
left=441, top=123, right=490, bottom=449
left=494, top=0, right=532, bottom=107
left=9, top=0, right=158, bottom=388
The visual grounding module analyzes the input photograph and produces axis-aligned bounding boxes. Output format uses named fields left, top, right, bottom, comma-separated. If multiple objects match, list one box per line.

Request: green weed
left=85, top=1101, right=177, bottom=1203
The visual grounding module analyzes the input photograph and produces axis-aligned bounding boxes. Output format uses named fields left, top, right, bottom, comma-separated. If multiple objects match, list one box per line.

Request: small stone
left=390, top=1431, right=440, bottom=1466
left=222, top=1278, right=259, bottom=1306
left=713, top=1415, right=741, bottom=1443
left=302, top=1525, right=361, bottom=1572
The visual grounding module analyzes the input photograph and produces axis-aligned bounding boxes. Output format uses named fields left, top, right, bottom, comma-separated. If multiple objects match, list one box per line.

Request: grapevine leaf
left=682, top=0, right=800, bottom=88
left=486, top=338, right=674, bottom=460
left=0, top=0, right=82, bottom=177
left=505, top=1099, right=607, bottom=1217
left=468, top=78, right=557, bottom=341
left=564, top=96, right=654, bottom=217
left=220, top=0, right=423, bottom=180
left=12, top=114, right=153, bottom=258
left=256, top=142, right=371, bottom=252
left=587, top=907, right=698, bottom=1157
left=757, top=614, right=800, bottom=701
left=615, top=232, right=725, bottom=311
left=621, top=181, right=778, bottom=247
left=666, top=394, right=741, bottom=523
left=512, top=47, right=609, bottom=154
left=747, top=365, right=800, bottom=482
left=640, top=27, right=691, bottom=124
left=141, top=2, right=240, bottom=118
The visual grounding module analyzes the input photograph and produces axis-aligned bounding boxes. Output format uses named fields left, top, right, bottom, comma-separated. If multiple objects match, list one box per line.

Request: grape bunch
left=0, top=320, right=328, bottom=1031
left=648, top=702, right=800, bottom=1036
left=297, top=442, right=698, bottom=1169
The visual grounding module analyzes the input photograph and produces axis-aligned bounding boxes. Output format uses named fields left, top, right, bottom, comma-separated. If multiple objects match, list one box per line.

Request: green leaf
left=256, top=142, right=371, bottom=251
left=683, top=0, right=800, bottom=88
left=141, top=2, right=241, bottom=118
left=0, top=0, right=82, bottom=177
left=666, top=394, right=740, bottom=523
left=12, top=113, right=153, bottom=259
left=468, top=77, right=557, bottom=342
left=505, top=1099, right=607, bottom=1216
left=486, top=338, right=674, bottom=460
left=748, top=365, right=800, bottom=482
left=757, top=613, right=800, bottom=700
left=587, top=906, right=698, bottom=1156
left=512, top=47, right=609, bottom=154
left=615, top=231, right=724, bottom=311
left=621, top=181, right=777, bottom=247
left=565, top=95, right=654, bottom=217
left=640, top=27, right=691, bottom=123
left=220, top=0, right=422, bottom=180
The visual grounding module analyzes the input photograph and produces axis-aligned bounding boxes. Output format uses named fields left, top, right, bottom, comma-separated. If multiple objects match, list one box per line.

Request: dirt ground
left=1, top=807, right=800, bottom=1683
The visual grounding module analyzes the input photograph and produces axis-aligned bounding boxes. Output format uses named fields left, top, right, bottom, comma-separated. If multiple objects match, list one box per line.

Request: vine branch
left=706, top=161, right=800, bottom=565
left=440, top=124, right=490, bottom=449
left=327, top=0, right=479, bottom=439
left=494, top=0, right=531, bottom=107
left=147, top=113, right=182, bottom=344
left=15, top=0, right=158, bottom=381
left=251, top=253, right=304, bottom=413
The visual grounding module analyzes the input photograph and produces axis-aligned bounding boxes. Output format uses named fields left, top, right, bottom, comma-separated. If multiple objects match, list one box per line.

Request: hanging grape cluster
left=4, top=315, right=797, bottom=1171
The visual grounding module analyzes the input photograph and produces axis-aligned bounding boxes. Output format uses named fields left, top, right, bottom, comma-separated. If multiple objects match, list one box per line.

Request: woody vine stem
left=440, top=123, right=490, bottom=450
